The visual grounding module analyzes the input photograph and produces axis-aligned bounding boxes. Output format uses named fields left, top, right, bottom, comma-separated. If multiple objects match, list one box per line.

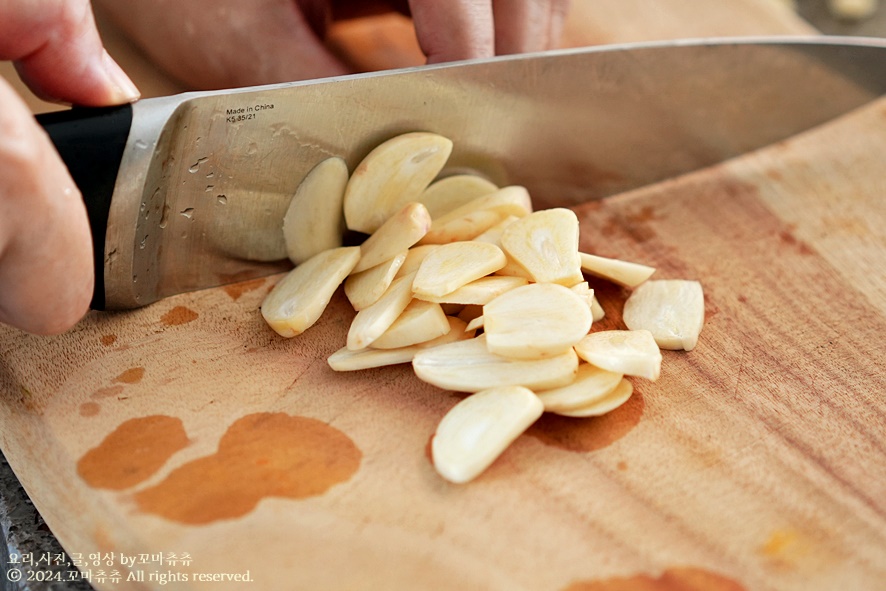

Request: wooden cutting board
left=3, top=2, right=886, bottom=590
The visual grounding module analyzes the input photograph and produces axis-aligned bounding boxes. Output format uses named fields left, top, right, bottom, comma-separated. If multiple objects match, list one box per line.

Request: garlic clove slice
left=352, top=202, right=431, bottom=273
left=623, top=279, right=705, bottom=351
left=344, top=132, right=452, bottom=234
left=283, top=157, right=348, bottom=265
left=535, top=363, right=624, bottom=412
left=418, top=174, right=499, bottom=218
left=412, top=335, right=578, bottom=392
left=574, top=330, right=662, bottom=381
left=261, top=246, right=361, bottom=337
left=500, top=208, right=583, bottom=286
left=346, top=272, right=416, bottom=350
left=550, top=377, right=634, bottom=417
left=412, top=241, right=506, bottom=298
left=344, top=252, right=407, bottom=311
left=371, top=300, right=451, bottom=349
left=579, top=252, right=655, bottom=288
left=484, top=283, right=592, bottom=360
left=432, top=386, right=543, bottom=484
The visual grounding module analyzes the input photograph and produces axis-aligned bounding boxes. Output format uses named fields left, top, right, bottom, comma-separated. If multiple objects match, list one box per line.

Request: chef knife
left=37, top=36, right=886, bottom=310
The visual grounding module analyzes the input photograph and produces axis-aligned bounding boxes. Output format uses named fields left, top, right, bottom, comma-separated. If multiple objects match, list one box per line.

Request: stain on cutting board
left=527, top=389, right=645, bottom=453
left=92, top=385, right=125, bottom=399
left=223, top=277, right=267, bottom=301
left=113, top=367, right=145, bottom=384
left=133, top=412, right=361, bottom=525
left=564, top=565, right=746, bottom=590
left=79, top=402, right=100, bottom=417
left=77, top=415, right=190, bottom=490
left=160, top=306, right=199, bottom=326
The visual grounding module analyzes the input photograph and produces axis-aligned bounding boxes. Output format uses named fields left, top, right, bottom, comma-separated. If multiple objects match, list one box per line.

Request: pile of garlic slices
left=261, top=132, right=705, bottom=484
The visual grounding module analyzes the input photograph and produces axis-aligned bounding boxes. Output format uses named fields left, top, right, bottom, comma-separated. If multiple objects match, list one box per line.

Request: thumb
left=0, top=0, right=139, bottom=106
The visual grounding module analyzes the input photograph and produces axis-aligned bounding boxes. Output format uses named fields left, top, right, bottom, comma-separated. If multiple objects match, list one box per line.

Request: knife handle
left=36, top=104, right=133, bottom=310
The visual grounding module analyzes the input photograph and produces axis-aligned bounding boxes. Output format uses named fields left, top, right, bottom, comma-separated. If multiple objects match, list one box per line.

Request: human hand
left=95, top=0, right=571, bottom=90
left=1, top=0, right=140, bottom=334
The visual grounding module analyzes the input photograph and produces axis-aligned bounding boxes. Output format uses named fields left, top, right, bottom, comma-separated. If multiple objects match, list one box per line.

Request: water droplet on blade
left=188, top=157, right=209, bottom=173
left=159, top=204, right=171, bottom=229
left=217, top=195, right=227, bottom=205
left=180, top=208, right=195, bottom=219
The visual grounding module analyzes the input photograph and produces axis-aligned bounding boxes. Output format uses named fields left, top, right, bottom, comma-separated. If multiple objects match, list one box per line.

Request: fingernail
left=101, top=50, right=141, bottom=103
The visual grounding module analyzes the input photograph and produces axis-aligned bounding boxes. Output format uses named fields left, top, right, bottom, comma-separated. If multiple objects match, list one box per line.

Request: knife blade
left=37, top=35, right=886, bottom=310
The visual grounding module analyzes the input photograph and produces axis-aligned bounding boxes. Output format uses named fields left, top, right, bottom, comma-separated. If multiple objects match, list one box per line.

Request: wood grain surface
left=3, top=2, right=886, bottom=590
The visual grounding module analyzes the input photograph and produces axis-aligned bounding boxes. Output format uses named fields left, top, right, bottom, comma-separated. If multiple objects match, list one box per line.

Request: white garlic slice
left=535, top=363, right=624, bottom=412
left=346, top=272, right=416, bottom=350
left=550, top=377, right=634, bottom=417
left=412, top=241, right=506, bottom=298
left=371, top=300, right=450, bottom=349
left=574, top=330, right=662, bottom=381
left=283, top=157, right=348, bottom=265
left=578, top=252, right=655, bottom=288
left=344, top=252, right=407, bottom=311
left=412, top=335, right=578, bottom=392
left=622, top=279, right=705, bottom=351
left=261, top=246, right=361, bottom=337
left=344, top=132, right=452, bottom=234
left=483, top=283, right=592, bottom=360
left=432, top=386, right=544, bottom=484
left=500, top=208, right=583, bottom=286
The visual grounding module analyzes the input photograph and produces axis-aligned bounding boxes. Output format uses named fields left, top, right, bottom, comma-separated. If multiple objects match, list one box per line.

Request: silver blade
left=105, top=35, right=886, bottom=309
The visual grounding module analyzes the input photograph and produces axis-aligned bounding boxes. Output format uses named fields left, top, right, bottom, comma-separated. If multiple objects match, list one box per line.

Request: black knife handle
left=36, top=104, right=133, bottom=310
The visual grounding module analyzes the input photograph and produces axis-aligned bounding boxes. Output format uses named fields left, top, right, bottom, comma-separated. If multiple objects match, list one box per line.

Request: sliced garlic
left=412, top=241, right=507, bottom=298
left=591, top=294, right=606, bottom=322
left=261, top=246, right=361, bottom=337
left=371, top=300, right=450, bottom=349
left=574, top=330, right=662, bottom=381
left=420, top=186, right=532, bottom=244
left=352, top=202, right=431, bottom=273
left=283, top=157, right=348, bottom=265
left=418, top=174, right=499, bottom=218
left=578, top=252, right=655, bottom=288
left=344, top=132, right=452, bottom=234
left=415, top=275, right=529, bottom=305
left=535, top=363, right=624, bottom=412
left=464, top=315, right=485, bottom=332
left=569, top=281, right=605, bottom=321
left=623, top=279, right=705, bottom=351
left=412, top=335, right=578, bottom=392
left=484, top=283, right=592, bottom=360
left=472, top=215, right=519, bottom=245
left=344, top=252, right=408, bottom=311
left=550, top=377, right=633, bottom=418
left=329, top=316, right=473, bottom=371
left=395, top=244, right=440, bottom=278
left=493, top=256, right=535, bottom=281
left=500, top=208, right=583, bottom=286
left=346, top=272, right=416, bottom=350
left=431, top=386, right=544, bottom=484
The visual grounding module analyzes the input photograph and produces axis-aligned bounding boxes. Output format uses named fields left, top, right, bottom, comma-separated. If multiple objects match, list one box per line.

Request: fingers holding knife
left=0, top=0, right=140, bottom=334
